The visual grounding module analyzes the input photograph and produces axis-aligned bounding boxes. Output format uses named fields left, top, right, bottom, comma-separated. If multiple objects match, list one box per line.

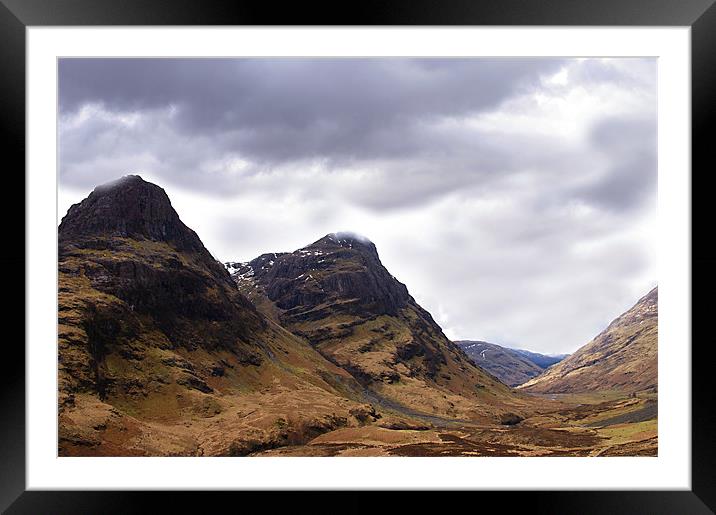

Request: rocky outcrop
left=229, top=233, right=411, bottom=321
left=60, top=175, right=207, bottom=254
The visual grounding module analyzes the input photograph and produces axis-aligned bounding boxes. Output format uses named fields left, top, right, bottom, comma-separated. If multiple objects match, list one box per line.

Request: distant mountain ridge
left=520, top=287, right=657, bottom=394
left=455, top=341, right=568, bottom=387
left=512, top=349, right=569, bottom=370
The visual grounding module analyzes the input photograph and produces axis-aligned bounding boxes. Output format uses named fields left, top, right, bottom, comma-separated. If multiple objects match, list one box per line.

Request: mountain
left=519, top=287, right=658, bottom=394
left=58, top=176, right=374, bottom=456
left=455, top=341, right=567, bottom=387
left=226, top=232, right=524, bottom=422
left=56, top=175, right=658, bottom=457
left=512, top=349, right=569, bottom=370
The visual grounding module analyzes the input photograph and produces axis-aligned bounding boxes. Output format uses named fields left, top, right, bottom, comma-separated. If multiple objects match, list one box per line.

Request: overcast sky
left=58, top=58, right=657, bottom=354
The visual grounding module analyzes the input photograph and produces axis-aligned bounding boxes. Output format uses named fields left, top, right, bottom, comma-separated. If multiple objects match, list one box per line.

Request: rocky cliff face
left=227, top=234, right=411, bottom=322
left=60, top=175, right=208, bottom=254
left=58, top=177, right=369, bottom=456
left=519, top=287, right=658, bottom=394
left=59, top=176, right=264, bottom=360
left=227, top=233, right=522, bottom=420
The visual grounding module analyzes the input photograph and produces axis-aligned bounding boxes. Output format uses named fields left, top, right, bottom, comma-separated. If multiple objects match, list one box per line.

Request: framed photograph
left=4, top=0, right=715, bottom=512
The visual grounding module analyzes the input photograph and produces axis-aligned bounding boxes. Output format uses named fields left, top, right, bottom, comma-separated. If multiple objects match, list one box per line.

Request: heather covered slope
left=519, top=287, right=658, bottom=394
left=226, top=233, right=527, bottom=422
left=455, top=341, right=567, bottom=387
left=57, top=176, right=373, bottom=456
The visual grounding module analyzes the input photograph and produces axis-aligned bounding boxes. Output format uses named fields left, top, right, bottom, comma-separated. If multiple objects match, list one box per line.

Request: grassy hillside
left=520, top=288, right=657, bottom=394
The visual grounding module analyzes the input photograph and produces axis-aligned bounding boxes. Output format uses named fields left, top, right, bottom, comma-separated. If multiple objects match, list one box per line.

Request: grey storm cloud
left=58, top=57, right=657, bottom=354
left=59, top=58, right=565, bottom=189
left=59, top=58, right=564, bottom=129
left=579, top=117, right=657, bottom=212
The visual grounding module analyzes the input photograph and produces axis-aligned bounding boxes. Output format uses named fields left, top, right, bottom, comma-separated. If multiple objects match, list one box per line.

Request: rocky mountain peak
left=59, top=175, right=206, bottom=253
left=229, top=233, right=411, bottom=321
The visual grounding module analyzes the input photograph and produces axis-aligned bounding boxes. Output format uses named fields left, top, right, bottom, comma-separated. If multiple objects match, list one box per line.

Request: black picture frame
left=2, top=0, right=714, bottom=512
